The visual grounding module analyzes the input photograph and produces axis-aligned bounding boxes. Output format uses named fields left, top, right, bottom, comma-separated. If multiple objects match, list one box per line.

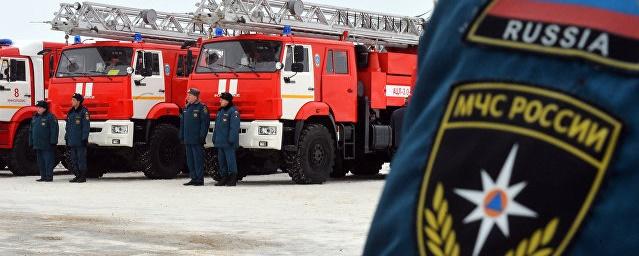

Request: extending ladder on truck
left=49, top=0, right=425, bottom=47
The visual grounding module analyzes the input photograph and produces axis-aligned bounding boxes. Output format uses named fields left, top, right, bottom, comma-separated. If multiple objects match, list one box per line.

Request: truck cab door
left=0, top=58, right=31, bottom=121
left=280, top=44, right=315, bottom=120
left=131, top=50, right=166, bottom=119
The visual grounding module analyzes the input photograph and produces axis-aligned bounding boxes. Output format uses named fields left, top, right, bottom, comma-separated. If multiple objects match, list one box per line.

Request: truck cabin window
left=285, top=45, right=309, bottom=72
left=1, top=59, right=26, bottom=81
left=196, top=40, right=282, bottom=73
left=56, top=47, right=133, bottom=77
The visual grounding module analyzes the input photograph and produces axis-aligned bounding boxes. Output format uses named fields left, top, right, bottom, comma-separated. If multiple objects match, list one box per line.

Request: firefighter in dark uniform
left=366, top=1, right=637, bottom=255
left=180, top=88, right=210, bottom=186
left=30, top=100, right=59, bottom=182
left=66, top=93, right=90, bottom=183
left=213, top=92, right=240, bottom=187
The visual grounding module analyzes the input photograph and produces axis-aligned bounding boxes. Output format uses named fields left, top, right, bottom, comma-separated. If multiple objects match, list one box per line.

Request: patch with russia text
left=416, top=82, right=622, bottom=256
left=466, top=0, right=639, bottom=71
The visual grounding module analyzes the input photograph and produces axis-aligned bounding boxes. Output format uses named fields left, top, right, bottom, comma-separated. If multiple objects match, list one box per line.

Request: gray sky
left=1, top=0, right=432, bottom=42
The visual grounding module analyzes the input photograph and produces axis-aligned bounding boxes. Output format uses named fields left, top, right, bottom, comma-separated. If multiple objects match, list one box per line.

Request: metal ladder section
left=49, top=1, right=424, bottom=47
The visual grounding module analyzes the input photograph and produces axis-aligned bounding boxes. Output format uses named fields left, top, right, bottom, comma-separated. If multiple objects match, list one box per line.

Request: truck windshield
left=56, top=47, right=133, bottom=77
left=196, top=40, right=282, bottom=73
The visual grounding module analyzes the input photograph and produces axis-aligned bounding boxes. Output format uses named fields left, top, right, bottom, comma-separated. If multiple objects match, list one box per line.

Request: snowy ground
left=0, top=165, right=388, bottom=256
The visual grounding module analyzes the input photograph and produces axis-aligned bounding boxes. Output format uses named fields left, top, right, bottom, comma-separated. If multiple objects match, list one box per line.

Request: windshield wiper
left=214, top=63, right=239, bottom=77
left=55, top=72, right=77, bottom=80
left=197, top=65, right=219, bottom=77
left=236, top=63, right=260, bottom=77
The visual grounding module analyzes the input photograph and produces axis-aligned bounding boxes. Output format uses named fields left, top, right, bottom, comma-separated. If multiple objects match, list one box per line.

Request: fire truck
left=0, top=40, right=65, bottom=175
left=49, top=0, right=423, bottom=183
left=47, top=1, right=208, bottom=179
left=189, top=1, right=421, bottom=184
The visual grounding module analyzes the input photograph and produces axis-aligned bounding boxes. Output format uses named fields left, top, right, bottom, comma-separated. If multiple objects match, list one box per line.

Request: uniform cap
left=188, top=88, right=201, bottom=97
left=220, top=92, right=233, bottom=101
left=72, top=93, right=84, bottom=102
left=35, top=100, right=48, bottom=109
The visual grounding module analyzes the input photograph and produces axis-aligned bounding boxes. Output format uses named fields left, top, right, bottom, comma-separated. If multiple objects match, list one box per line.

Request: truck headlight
left=111, top=125, right=128, bottom=134
left=258, top=126, right=277, bottom=135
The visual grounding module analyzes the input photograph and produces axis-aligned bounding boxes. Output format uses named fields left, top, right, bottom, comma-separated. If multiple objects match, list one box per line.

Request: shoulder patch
left=415, top=82, right=622, bottom=256
left=466, top=0, right=639, bottom=72
left=85, top=112, right=90, bottom=120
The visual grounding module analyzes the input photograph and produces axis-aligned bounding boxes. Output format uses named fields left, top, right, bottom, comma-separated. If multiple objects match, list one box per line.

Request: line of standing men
left=180, top=88, right=240, bottom=187
left=30, top=89, right=241, bottom=186
left=30, top=93, right=89, bottom=182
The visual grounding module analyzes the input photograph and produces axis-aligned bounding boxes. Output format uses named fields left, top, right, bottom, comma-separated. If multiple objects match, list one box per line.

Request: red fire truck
left=0, top=40, right=65, bottom=175
left=193, top=33, right=417, bottom=184
left=47, top=1, right=423, bottom=183
left=47, top=38, right=198, bottom=178
left=185, top=0, right=423, bottom=184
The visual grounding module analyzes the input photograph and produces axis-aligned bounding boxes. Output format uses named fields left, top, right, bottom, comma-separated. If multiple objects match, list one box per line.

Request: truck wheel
left=85, top=166, right=105, bottom=178
left=65, top=149, right=105, bottom=178
left=7, top=126, right=39, bottom=176
left=330, top=155, right=351, bottom=178
left=204, top=148, right=221, bottom=181
left=142, top=124, right=185, bottom=179
left=351, top=156, right=384, bottom=176
left=288, top=124, right=335, bottom=184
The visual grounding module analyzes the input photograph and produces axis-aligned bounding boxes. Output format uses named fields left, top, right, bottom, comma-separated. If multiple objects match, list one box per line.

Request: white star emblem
left=454, top=144, right=537, bottom=256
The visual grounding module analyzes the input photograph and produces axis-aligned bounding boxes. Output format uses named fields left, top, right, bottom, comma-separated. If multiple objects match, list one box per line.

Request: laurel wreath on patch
left=424, top=182, right=461, bottom=256
left=505, top=218, right=559, bottom=256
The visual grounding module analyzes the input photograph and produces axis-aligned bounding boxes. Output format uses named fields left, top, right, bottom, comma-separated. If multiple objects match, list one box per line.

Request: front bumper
left=57, top=120, right=134, bottom=147
left=205, top=120, right=282, bottom=150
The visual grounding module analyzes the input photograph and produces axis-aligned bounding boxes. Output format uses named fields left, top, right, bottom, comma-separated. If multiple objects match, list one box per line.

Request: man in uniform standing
left=366, top=1, right=636, bottom=255
left=66, top=93, right=90, bottom=183
left=30, top=100, right=59, bottom=182
left=180, top=88, right=210, bottom=186
left=213, top=92, right=240, bottom=187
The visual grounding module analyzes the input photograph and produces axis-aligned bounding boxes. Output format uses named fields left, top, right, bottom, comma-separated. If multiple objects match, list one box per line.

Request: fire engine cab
left=0, top=39, right=64, bottom=175
left=48, top=37, right=198, bottom=178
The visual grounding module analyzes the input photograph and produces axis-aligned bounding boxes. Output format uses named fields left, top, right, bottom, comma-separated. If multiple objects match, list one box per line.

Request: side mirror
left=291, top=62, right=304, bottom=73
left=9, top=59, right=19, bottom=82
left=293, top=45, right=304, bottom=63
left=186, top=50, right=194, bottom=76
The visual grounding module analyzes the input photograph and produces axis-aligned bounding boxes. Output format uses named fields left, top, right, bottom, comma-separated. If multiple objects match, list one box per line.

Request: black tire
left=330, top=154, right=351, bottom=178
left=64, top=148, right=105, bottom=178
left=56, top=147, right=68, bottom=170
left=142, top=124, right=185, bottom=179
left=7, top=126, right=39, bottom=176
left=0, top=157, right=6, bottom=170
left=287, top=124, right=335, bottom=184
left=204, top=148, right=222, bottom=181
left=351, top=155, right=384, bottom=176
left=205, top=149, right=251, bottom=181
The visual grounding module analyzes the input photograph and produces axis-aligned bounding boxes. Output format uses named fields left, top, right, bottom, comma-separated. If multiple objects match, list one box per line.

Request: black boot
left=226, top=174, right=237, bottom=186
left=36, top=178, right=45, bottom=182
left=69, top=176, right=79, bottom=183
left=183, top=180, right=196, bottom=186
left=214, top=176, right=227, bottom=186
